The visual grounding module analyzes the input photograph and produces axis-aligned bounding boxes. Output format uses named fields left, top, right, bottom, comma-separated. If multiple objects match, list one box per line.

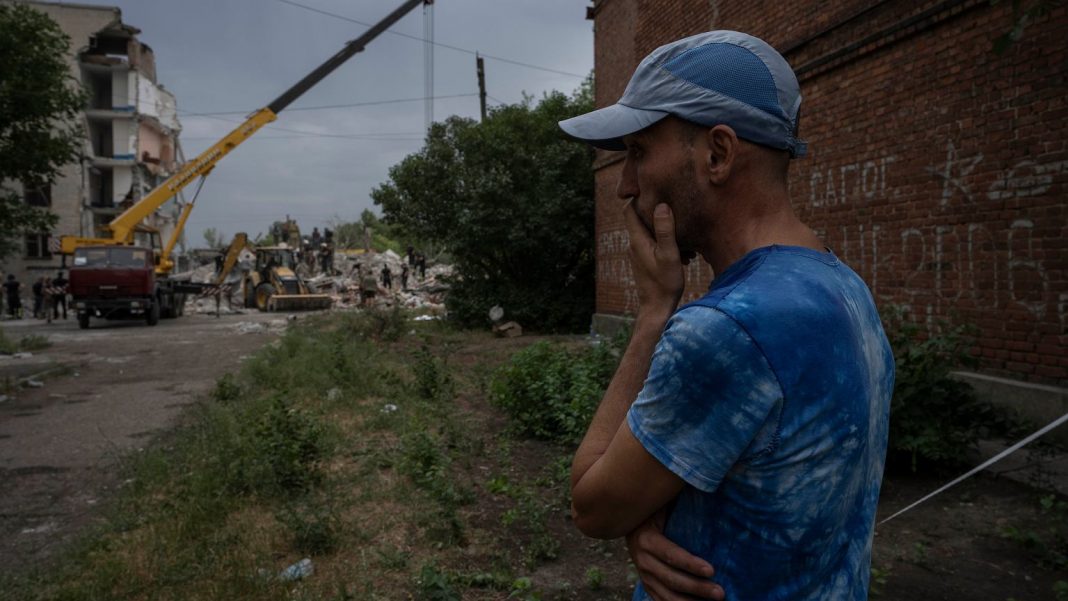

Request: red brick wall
left=590, top=0, right=1068, bottom=384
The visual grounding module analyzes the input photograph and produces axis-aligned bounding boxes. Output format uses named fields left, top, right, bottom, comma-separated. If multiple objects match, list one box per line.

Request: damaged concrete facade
left=2, top=1, right=182, bottom=286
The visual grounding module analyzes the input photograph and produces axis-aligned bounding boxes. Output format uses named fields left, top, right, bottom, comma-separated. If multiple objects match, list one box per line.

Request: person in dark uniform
left=52, top=271, right=69, bottom=320
left=3, top=274, right=22, bottom=318
left=32, top=277, right=45, bottom=318
left=381, top=265, right=393, bottom=290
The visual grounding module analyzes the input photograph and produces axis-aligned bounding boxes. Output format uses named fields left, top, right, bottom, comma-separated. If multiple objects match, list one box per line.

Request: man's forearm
left=571, top=309, right=671, bottom=488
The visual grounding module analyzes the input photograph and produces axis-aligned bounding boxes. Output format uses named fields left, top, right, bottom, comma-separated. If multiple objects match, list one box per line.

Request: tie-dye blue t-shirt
left=627, top=245, right=894, bottom=601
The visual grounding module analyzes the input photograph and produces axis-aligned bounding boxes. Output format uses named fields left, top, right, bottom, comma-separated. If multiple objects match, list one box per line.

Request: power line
left=176, top=107, right=421, bottom=140
left=183, top=93, right=478, bottom=117
left=180, top=133, right=423, bottom=141
left=274, top=0, right=586, bottom=79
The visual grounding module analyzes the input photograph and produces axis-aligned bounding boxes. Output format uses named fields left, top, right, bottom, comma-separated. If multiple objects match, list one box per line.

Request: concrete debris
left=13, top=352, right=33, bottom=359
left=232, top=320, right=288, bottom=335
left=25, top=379, right=44, bottom=388
left=493, top=321, right=523, bottom=338
left=180, top=248, right=452, bottom=316
left=412, top=315, right=439, bottom=321
left=382, top=403, right=399, bottom=414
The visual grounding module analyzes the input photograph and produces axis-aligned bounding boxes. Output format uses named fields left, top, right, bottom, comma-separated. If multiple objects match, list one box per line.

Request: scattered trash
left=493, top=321, right=523, bottom=338
left=489, top=305, right=504, bottom=322
left=12, top=352, right=33, bottom=359
left=382, top=403, right=399, bottom=414
left=25, top=379, right=44, bottom=388
left=326, top=387, right=342, bottom=402
left=412, top=314, right=439, bottom=321
left=279, top=558, right=314, bottom=581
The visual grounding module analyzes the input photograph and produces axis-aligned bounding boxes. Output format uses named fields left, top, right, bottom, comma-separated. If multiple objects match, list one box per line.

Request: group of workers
left=2, top=271, right=68, bottom=322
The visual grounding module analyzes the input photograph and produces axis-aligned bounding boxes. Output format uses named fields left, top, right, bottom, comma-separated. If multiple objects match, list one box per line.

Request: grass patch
left=0, top=327, right=51, bottom=354
left=0, top=314, right=630, bottom=600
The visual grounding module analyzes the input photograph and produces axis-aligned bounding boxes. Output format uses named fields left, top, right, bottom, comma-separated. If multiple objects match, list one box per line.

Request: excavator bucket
left=266, top=293, right=333, bottom=312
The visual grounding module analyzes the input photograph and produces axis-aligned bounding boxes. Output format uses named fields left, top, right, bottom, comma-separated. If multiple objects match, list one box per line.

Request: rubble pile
left=179, top=248, right=452, bottom=315
left=306, top=250, right=453, bottom=312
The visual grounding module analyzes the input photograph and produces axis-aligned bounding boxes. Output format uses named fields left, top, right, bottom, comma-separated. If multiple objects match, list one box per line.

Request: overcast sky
left=73, top=0, right=593, bottom=247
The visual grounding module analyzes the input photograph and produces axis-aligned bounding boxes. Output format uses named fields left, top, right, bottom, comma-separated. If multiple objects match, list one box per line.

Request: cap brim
left=559, top=104, right=669, bottom=151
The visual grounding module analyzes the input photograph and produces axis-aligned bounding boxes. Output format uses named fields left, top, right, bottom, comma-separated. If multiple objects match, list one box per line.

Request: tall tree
left=373, top=81, right=595, bottom=332
left=0, top=4, right=86, bottom=259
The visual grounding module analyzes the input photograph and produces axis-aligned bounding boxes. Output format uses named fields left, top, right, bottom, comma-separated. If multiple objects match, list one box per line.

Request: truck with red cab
left=69, top=245, right=185, bottom=329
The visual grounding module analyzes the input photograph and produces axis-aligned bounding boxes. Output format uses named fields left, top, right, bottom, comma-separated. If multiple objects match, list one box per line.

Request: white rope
left=879, top=410, right=1068, bottom=525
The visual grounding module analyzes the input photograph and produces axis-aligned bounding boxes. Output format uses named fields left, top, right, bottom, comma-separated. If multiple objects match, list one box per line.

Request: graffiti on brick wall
left=825, top=140, right=1068, bottom=331
left=597, top=140, right=1065, bottom=331
left=925, top=138, right=984, bottom=206
left=597, top=228, right=715, bottom=314
left=808, top=155, right=897, bottom=207
left=597, top=229, right=639, bottom=313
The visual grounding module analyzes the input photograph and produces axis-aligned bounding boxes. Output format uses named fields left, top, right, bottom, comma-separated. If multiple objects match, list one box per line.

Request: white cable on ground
left=879, top=410, right=1068, bottom=525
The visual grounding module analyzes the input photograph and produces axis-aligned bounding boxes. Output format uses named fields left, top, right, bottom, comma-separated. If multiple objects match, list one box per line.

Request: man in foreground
left=560, top=31, right=895, bottom=600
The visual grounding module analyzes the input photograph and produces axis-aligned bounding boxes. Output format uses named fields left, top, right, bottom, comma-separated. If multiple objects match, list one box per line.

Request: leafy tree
left=372, top=82, right=595, bottom=332
left=0, top=4, right=86, bottom=259
left=202, top=227, right=227, bottom=250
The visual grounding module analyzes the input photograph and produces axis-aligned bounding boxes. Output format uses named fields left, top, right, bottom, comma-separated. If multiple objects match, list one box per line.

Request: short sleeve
left=627, top=306, right=783, bottom=493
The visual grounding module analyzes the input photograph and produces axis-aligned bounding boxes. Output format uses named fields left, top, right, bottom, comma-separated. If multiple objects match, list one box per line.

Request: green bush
left=254, top=396, right=328, bottom=494
left=210, top=373, right=241, bottom=403
left=413, top=346, right=454, bottom=403
left=490, top=339, right=619, bottom=445
left=416, top=563, right=460, bottom=601
left=883, top=307, right=1014, bottom=472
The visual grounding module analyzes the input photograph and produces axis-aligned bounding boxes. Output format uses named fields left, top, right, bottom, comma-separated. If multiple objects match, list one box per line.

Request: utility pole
left=476, top=53, right=487, bottom=122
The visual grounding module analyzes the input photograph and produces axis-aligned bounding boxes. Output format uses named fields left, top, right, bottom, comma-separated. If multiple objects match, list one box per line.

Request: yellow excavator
left=215, top=233, right=331, bottom=312
left=61, top=0, right=432, bottom=327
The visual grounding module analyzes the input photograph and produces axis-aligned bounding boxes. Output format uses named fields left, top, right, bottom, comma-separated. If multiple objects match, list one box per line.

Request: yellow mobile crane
left=64, top=0, right=432, bottom=328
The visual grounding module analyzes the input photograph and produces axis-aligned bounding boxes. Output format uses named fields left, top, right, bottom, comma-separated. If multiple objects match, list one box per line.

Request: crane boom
left=60, top=0, right=430, bottom=266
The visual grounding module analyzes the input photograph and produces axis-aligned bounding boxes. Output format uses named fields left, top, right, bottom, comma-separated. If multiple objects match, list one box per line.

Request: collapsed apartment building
left=1, top=1, right=182, bottom=286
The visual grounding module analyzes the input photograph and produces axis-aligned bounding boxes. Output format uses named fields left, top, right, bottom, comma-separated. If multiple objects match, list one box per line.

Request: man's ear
left=702, top=125, right=738, bottom=185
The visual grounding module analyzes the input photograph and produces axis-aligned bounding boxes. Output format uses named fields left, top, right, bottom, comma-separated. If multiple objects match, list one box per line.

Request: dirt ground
left=0, top=310, right=286, bottom=572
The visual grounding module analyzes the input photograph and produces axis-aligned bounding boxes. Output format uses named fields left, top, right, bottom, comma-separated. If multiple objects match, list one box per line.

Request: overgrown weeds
left=2, top=313, right=634, bottom=600
left=489, top=337, right=621, bottom=445
left=881, top=306, right=1019, bottom=472
left=0, top=328, right=51, bottom=354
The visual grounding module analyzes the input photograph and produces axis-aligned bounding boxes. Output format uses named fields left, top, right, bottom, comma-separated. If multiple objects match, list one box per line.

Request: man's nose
left=616, top=159, right=638, bottom=200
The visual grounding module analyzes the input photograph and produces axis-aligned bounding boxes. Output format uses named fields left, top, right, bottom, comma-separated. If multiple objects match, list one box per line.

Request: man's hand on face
left=627, top=511, right=724, bottom=601
left=623, top=200, right=686, bottom=321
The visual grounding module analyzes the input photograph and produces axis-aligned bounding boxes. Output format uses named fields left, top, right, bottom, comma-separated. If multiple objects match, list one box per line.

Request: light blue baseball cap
left=560, top=30, right=807, bottom=157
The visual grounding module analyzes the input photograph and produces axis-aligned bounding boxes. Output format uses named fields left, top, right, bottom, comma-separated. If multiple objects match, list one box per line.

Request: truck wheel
left=255, top=283, right=276, bottom=312
left=147, top=301, right=160, bottom=326
left=78, top=313, right=90, bottom=329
